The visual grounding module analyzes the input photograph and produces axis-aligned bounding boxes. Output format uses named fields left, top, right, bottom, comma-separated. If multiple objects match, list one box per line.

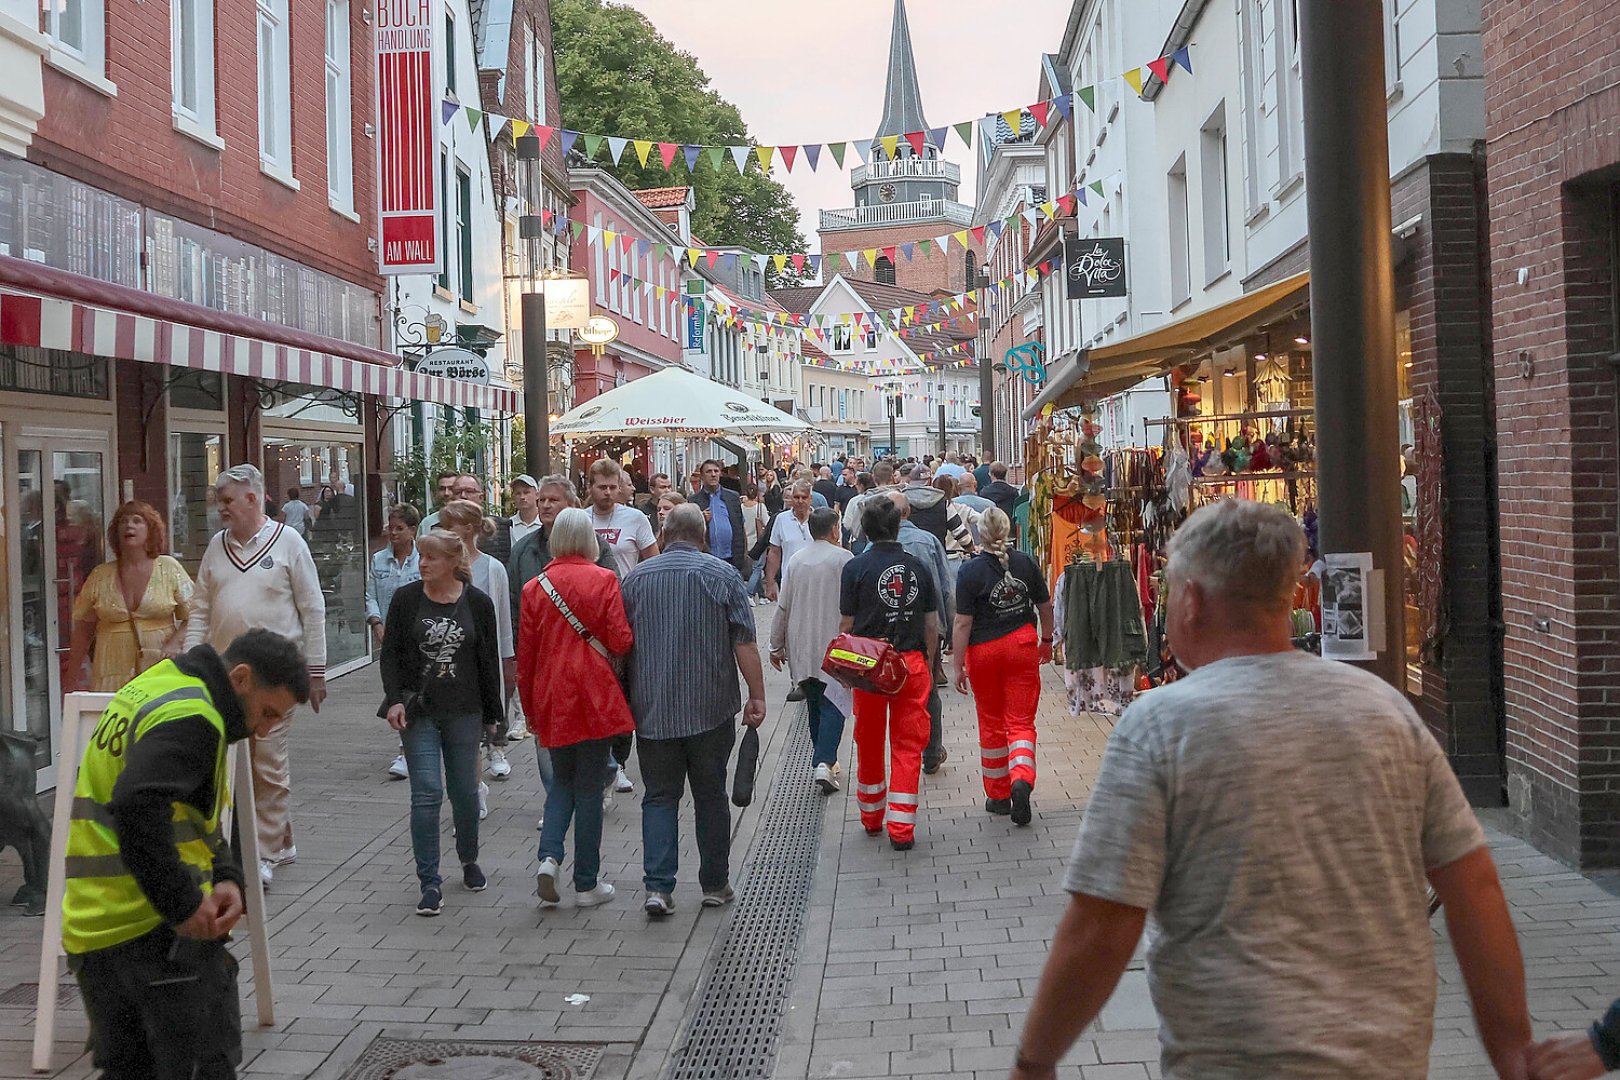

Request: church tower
left=819, top=0, right=979, bottom=295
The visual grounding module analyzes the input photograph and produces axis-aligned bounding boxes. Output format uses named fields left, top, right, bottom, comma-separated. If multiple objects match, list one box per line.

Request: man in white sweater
left=185, top=464, right=327, bottom=888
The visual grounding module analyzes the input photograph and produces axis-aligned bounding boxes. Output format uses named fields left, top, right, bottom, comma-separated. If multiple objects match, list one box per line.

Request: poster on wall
left=375, top=0, right=440, bottom=275
left=1064, top=236, right=1128, bottom=300
left=1320, top=552, right=1376, bottom=662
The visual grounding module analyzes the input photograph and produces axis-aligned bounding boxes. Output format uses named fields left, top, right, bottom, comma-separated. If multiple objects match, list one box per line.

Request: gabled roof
left=632, top=186, right=693, bottom=210
left=875, top=0, right=931, bottom=139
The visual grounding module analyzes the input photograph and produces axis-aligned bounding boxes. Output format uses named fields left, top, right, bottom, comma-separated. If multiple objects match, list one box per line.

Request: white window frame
left=863, top=327, right=878, bottom=351
left=1273, top=0, right=1305, bottom=194
left=325, top=0, right=354, bottom=213
left=1383, top=0, right=1403, bottom=98
left=1168, top=153, right=1191, bottom=310
left=257, top=0, right=296, bottom=188
left=529, top=23, right=547, bottom=125
left=1200, top=104, right=1231, bottom=286
left=833, top=324, right=853, bottom=353
left=171, top=0, right=219, bottom=148
left=44, top=0, right=114, bottom=95
left=1238, top=0, right=1266, bottom=218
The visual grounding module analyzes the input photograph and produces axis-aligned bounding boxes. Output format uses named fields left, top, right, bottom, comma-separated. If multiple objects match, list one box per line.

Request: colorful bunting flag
left=1077, top=85, right=1097, bottom=113
left=581, top=133, right=604, bottom=160
left=780, top=144, right=798, bottom=172
left=1171, top=46, right=1194, bottom=74
left=755, top=145, right=775, bottom=172
left=804, top=144, right=822, bottom=171
left=730, top=145, right=751, bottom=172
left=1123, top=68, right=1146, bottom=97
left=658, top=142, right=679, bottom=169
left=1147, top=56, right=1173, bottom=83
left=632, top=139, right=653, bottom=167
left=1001, top=109, right=1023, bottom=136
left=607, top=136, right=628, bottom=164
left=1030, top=100, right=1051, bottom=127
left=953, top=120, right=975, bottom=148
left=465, top=108, right=483, bottom=132
left=879, top=134, right=900, bottom=160
left=828, top=142, right=847, bottom=169
left=561, top=130, right=580, bottom=157
left=683, top=144, right=701, bottom=171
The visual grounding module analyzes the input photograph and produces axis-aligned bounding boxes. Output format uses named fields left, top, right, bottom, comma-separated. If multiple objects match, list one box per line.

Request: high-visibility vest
left=61, top=660, right=230, bottom=955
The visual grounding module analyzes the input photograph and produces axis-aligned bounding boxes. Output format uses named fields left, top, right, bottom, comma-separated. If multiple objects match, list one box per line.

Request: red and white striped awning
left=0, top=270, right=518, bottom=412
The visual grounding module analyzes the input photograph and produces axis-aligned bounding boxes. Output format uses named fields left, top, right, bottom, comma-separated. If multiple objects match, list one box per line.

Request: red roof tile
left=631, top=186, right=692, bottom=209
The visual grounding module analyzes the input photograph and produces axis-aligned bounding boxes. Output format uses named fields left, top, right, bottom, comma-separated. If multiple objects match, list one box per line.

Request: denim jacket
left=365, top=545, right=421, bottom=623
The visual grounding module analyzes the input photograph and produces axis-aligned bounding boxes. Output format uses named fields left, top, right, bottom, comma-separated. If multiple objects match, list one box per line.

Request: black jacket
left=692, top=485, right=749, bottom=565
left=108, top=646, right=248, bottom=931
left=378, top=580, right=505, bottom=727
left=981, top=480, right=1021, bottom=516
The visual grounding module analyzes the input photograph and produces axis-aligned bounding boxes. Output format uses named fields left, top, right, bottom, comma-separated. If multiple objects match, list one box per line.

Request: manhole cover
left=0, top=982, right=78, bottom=1007
left=339, top=1038, right=603, bottom=1080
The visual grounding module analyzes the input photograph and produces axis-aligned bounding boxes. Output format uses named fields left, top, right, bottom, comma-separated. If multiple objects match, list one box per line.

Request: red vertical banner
left=375, top=0, right=439, bottom=275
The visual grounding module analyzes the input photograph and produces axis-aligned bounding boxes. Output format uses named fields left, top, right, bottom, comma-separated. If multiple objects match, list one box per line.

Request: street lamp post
left=516, top=134, right=550, bottom=477
left=887, top=389, right=899, bottom=460
left=978, top=260, right=994, bottom=461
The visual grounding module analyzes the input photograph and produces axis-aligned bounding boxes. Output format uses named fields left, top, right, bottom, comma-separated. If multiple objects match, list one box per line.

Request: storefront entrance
left=0, top=421, right=113, bottom=792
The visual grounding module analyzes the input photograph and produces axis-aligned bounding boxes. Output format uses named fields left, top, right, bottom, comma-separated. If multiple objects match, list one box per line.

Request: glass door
left=6, top=431, right=109, bottom=791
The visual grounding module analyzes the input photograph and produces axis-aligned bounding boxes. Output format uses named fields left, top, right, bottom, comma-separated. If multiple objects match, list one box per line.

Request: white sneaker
left=388, top=755, right=409, bottom=780
left=488, top=748, right=512, bottom=780
left=614, top=766, right=634, bottom=793
left=267, top=846, right=297, bottom=866
left=575, top=881, right=616, bottom=908
left=258, top=859, right=273, bottom=888
left=478, top=781, right=489, bottom=820
left=535, top=857, right=561, bottom=905
left=506, top=723, right=528, bottom=742
left=814, top=763, right=840, bottom=794
left=602, top=787, right=615, bottom=814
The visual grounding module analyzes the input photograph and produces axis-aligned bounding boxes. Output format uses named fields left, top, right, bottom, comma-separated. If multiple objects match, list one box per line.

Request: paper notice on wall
left=1321, top=552, right=1376, bottom=662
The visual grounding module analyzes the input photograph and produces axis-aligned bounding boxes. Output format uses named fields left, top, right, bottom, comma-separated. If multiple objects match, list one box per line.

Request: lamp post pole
left=516, top=133, right=550, bottom=477
left=978, top=262, right=995, bottom=461
left=887, top=390, right=898, bottom=460
left=1299, top=0, right=1404, bottom=687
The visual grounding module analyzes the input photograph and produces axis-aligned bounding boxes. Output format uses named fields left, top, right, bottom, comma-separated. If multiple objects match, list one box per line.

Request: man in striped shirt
left=621, top=505, right=767, bottom=918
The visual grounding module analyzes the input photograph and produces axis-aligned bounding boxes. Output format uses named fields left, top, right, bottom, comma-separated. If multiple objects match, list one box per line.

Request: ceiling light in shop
left=1254, top=353, right=1267, bottom=362
left=1223, top=367, right=1238, bottom=378
left=1295, top=336, right=1310, bottom=345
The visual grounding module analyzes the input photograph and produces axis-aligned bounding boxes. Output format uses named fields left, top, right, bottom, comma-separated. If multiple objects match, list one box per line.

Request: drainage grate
left=336, top=1037, right=603, bottom=1079
left=665, top=720, right=821, bottom=1080
left=0, top=982, right=78, bottom=1007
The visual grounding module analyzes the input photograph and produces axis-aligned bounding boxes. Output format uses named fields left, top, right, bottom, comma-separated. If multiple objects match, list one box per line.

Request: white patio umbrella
left=550, top=367, right=809, bottom=438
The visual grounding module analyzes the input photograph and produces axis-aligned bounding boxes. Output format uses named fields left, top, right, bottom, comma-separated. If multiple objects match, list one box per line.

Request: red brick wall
left=819, top=224, right=982, bottom=296
left=32, top=0, right=379, bottom=293
left=1484, top=0, right=1620, bottom=865
left=113, top=360, right=169, bottom=509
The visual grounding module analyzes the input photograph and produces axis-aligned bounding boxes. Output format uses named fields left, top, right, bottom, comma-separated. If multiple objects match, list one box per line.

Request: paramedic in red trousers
left=950, top=506, right=1053, bottom=825
left=839, top=496, right=939, bottom=851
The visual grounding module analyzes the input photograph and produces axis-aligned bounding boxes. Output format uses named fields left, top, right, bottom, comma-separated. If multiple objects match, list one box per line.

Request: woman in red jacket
left=518, top=508, right=635, bottom=908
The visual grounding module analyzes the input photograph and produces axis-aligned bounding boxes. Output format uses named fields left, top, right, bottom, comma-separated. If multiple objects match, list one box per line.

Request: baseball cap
left=512, top=474, right=539, bottom=489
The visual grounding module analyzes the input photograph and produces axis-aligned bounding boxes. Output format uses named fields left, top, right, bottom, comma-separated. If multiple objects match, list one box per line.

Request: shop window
left=262, top=383, right=362, bottom=425
left=0, top=347, right=107, bottom=399
left=169, top=431, right=224, bottom=574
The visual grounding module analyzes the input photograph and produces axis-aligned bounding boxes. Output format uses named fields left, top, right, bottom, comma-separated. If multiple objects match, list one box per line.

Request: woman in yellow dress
left=65, top=501, right=195, bottom=693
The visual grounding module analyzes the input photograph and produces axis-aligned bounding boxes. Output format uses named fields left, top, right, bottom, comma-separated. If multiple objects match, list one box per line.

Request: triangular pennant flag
left=1148, top=56, right=1173, bottom=83
left=511, top=119, right=532, bottom=144
left=1172, top=47, right=1194, bottom=74
left=705, top=145, right=726, bottom=171
left=570, top=221, right=585, bottom=240
left=706, top=250, right=720, bottom=269
left=1077, top=85, right=1097, bottom=112
left=953, top=230, right=970, bottom=248
left=581, top=133, right=604, bottom=160
left=927, top=126, right=949, bottom=151
left=657, top=142, right=679, bottom=169
left=688, top=248, right=703, bottom=267
left=970, top=225, right=987, bottom=247
left=904, top=131, right=926, bottom=156
left=845, top=251, right=860, bottom=272
left=772, top=254, right=789, bottom=273
left=1053, top=94, right=1073, bottom=121
left=793, top=254, right=807, bottom=272
left=780, top=144, right=798, bottom=172
left=882, top=245, right=898, bottom=264
left=442, top=100, right=459, bottom=125
left=730, top=145, right=751, bottom=172
left=854, top=141, right=871, bottom=165
left=802, top=144, right=821, bottom=171
left=1001, top=109, right=1023, bottom=136
left=1030, top=100, right=1051, bottom=127
left=465, top=108, right=483, bottom=132
left=755, top=145, right=775, bottom=172
left=936, top=232, right=952, bottom=254
left=1075, top=186, right=1087, bottom=207
left=988, top=219, right=1004, bottom=240
left=683, top=144, right=701, bottom=171
left=619, top=234, right=634, bottom=254
left=560, top=130, right=580, bottom=157
left=653, top=242, right=668, bottom=260
left=918, top=238, right=933, bottom=257
left=901, top=243, right=915, bottom=261
left=488, top=114, right=510, bottom=140
left=954, top=121, right=975, bottom=148
left=879, top=134, right=900, bottom=160
left=632, top=140, right=653, bottom=167
left=1123, top=68, right=1146, bottom=97
left=827, top=142, right=847, bottom=169
left=607, top=136, right=629, bottom=164
left=1090, top=180, right=1105, bottom=197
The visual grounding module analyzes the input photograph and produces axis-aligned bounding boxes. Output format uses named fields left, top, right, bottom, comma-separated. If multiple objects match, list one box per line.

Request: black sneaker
left=463, top=863, right=488, bottom=892
left=1010, top=780, right=1033, bottom=826
left=985, top=797, right=1012, bottom=816
left=890, top=836, right=914, bottom=852
left=786, top=687, right=806, bottom=702
left=416, top=886, right=443, bottom=917
left=922, top=747, right=948, bottom=775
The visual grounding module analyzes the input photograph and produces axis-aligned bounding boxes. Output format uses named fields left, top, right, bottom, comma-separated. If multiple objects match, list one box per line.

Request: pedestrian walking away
left=951, top=507, right=1052, bottom=825
left=621, top=504, right=767, bottom=916
left=184, top=463, right=326, bottom=889
left=518, top=507, right=634, bottom=909
left=769, top=507, right=854, bottom=793
left=1010, top=499, right=1531, bottom=1080
left=367, top=503, right=422, bottom=782
left=378, top=529, right=505, bottom=916
left=888, top=491, right=955, bottom=775
left=840, top=496, right=939, bottom=850
left=63, top=629, right=309, bottom=1080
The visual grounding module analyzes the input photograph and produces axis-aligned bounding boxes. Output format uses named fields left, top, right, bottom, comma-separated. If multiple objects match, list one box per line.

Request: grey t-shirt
left=1064, top=650, right=1485, bottom=1079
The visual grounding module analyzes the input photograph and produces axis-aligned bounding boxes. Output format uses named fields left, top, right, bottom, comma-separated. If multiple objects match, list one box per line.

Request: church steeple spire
left=874, top=0, right=930, bottom=140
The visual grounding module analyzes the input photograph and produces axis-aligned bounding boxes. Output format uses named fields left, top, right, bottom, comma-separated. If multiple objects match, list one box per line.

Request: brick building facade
left=1483, top=0, right=1620, bottom=866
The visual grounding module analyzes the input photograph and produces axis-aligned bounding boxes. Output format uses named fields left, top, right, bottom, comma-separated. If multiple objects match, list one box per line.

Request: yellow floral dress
left=72, top=555, right=196, bottom=692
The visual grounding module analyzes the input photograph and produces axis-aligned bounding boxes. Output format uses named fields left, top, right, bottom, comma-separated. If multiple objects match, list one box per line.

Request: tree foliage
left=550, top=0, right=807, bottom=270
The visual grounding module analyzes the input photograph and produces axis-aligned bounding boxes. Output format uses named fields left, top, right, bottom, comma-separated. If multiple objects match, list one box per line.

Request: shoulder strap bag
left=538, top=571, right=627, bottom=684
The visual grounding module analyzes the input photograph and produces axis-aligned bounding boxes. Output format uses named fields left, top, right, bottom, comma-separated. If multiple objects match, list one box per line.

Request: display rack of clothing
left=1053, top=555, right=1149, bottom=717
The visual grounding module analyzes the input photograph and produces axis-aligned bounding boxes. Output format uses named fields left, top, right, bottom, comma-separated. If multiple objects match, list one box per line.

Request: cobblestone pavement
left=0, top=609, right=1617, bottom=1078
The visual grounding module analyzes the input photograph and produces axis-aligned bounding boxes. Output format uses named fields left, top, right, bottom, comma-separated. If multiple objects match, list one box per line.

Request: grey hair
left=1166, top=499, right=1305, bottom=614
left=789, top=479, right=814, bottom=496
left=660, top=503, right=709, bottom=546
left=215, top=463, right=265, bottom=498
left=548, top=508, right=599, bottom=560
left=536, top=474, right=577, bottom=505
left=908, top=463, right=931, bottom=482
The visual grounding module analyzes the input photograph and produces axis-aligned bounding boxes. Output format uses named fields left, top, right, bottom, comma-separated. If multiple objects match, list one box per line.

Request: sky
left=619, top=0, right=1072, bottom=253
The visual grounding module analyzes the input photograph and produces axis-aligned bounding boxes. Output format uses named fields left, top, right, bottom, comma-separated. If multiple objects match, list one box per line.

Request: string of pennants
left=440, top=47, right=1191, bottom=171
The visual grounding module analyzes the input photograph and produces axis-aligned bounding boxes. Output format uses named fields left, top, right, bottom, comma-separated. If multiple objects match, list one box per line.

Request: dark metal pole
left=938, top=403, right=947, bottom=457
left=522, top=291, right=549, bottom=477
left=978, top=266, right=996, bottom=462
left=1300, top=0, right=1404, bottom=687
left=888, top=393, right=897, bottom=460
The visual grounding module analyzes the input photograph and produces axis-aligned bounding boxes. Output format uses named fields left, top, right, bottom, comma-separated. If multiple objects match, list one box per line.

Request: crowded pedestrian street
left=0, top=625, right=1615, bottom=1080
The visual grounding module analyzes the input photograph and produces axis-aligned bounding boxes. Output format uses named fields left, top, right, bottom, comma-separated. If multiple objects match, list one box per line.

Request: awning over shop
left=1023, top=271, right=1311, bottom=417
left=0, top=256, right=519, bottom=412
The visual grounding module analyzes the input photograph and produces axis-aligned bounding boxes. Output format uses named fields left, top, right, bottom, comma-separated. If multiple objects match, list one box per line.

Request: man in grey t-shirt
left=1011, top=500, right=1533, bottom=1080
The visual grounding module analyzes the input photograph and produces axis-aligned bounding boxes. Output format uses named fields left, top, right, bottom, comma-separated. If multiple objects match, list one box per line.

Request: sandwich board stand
left=32, top=692, right=276, bottom=1072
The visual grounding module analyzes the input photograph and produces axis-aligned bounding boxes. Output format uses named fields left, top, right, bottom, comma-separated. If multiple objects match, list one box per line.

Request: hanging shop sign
left=415, top=348, right=490, bottom=384
left=375, top=0, right=440, bottom=275
left=578, top=316, right=621, bottom=347
left=1065, top=237, right=1128, bottom=300
left=541, top=278, right=590, bottom=329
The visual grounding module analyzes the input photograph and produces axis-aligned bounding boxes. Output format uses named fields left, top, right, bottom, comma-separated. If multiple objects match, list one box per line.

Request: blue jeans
left=801, top=678, right=845, bottom=768
left=538, top=737, right=613, bottom=891
left=639, top=722, right=735, bottom=895
left=746, top=558, right=766, bottom=599
left=401, top=713, right=482, bottom=890
left=534, top=741, right=554, bottom=793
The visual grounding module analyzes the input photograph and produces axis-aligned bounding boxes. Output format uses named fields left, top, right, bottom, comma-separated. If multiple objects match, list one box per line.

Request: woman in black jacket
left=379, top=528, right=504, bottom=916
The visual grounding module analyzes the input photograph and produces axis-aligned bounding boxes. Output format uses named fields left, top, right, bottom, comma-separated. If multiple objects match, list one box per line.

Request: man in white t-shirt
left=280, top=487, right=311, bottom=534
left=764, top=480, right=815, bottom=602
left=587, top=459, right=657, bottom=576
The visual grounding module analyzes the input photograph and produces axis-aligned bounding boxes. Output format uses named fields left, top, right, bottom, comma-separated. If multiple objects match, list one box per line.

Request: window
left=839, top=389, right=848, bottom=420
left=1238, top=0, right=1268, bottom=215
left=437, top=152, right=451, bottom=292
left=456, top=167, right=473, bottom=299
left=44, top=0, right=107, bottom=82
left=527, top=23, right=547, bottom=124
left=1383, top=0, right=1403, bottom=94
left=445, top=10, right=457, bottom=96
left=1167, top=154, right=1191, bottom=308
left=1200, top=105, right=1231, bottom=284
left=864, top=327, right=878, bottom=351
left=257, top=0, right=293, bottom=181
left=833, top=324, right=853, bottom=353
left=325, top=0, right=353, bottom=211
left=1274, top=0, right=1304, bottom=188
left=874, top=255, right=895, bottom=286
left=172, top=0, right=216, bottom=141
left=964, top=249, right=976, bottom=289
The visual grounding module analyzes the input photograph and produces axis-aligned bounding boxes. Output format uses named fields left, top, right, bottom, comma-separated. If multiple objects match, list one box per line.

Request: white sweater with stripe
left=184, top=519, right=328, bottom=675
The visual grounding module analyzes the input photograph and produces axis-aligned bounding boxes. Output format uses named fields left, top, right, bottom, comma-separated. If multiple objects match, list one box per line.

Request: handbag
left=125, top=607, right=164, bottom=677
left=822, top=632, right=908, bottom=696
left=537, top=572, right=626, bottom=682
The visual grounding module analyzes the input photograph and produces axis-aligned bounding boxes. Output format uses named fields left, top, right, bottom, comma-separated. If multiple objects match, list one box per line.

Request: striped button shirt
left=621, top=543, right=756, bottom=740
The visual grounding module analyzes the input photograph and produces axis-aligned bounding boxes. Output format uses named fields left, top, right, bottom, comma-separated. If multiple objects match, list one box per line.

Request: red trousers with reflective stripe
left=852, top=650, right=932, bottom=844
left=966, top=624, right=1041, bottom=800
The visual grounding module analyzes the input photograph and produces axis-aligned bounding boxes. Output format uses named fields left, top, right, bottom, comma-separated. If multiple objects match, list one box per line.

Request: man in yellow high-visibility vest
left=62, top=628, right=309, bottom=1080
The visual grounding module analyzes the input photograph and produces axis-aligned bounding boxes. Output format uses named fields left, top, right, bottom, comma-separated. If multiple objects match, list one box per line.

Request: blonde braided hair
left=979, top=507, right=1013, bottom=572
